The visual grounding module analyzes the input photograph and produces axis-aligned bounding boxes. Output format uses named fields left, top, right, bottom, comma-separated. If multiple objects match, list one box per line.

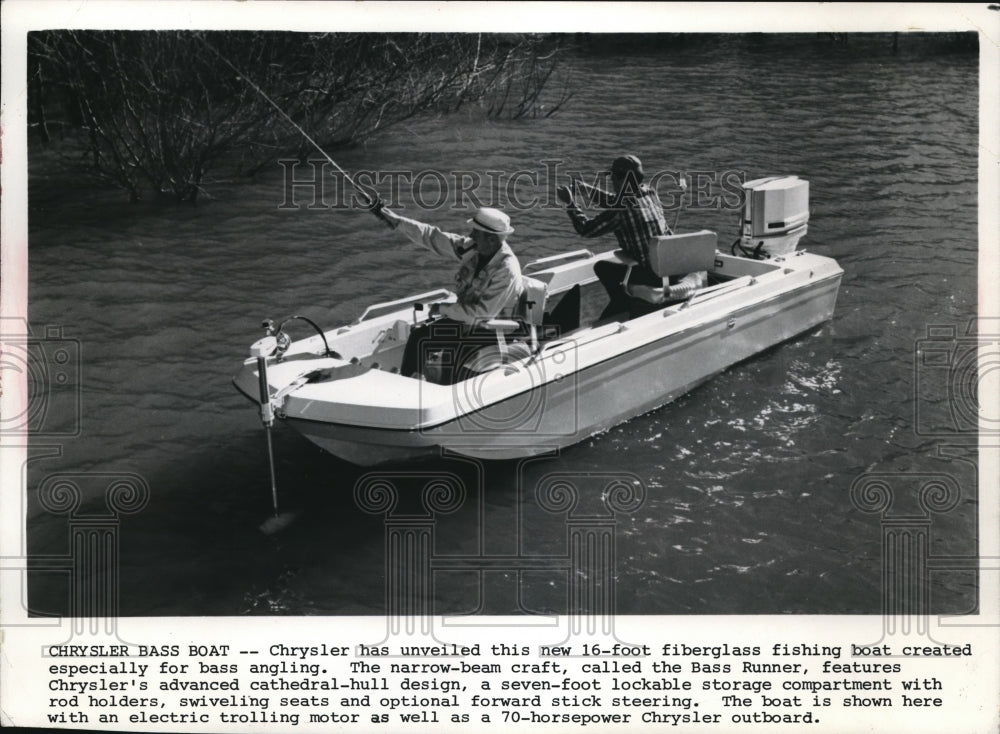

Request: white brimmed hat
left=468, top=207, right=514, bottom=236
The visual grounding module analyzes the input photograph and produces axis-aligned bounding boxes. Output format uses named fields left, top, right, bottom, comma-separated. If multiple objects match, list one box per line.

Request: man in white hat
left=370, top=201, right=524, bottom=381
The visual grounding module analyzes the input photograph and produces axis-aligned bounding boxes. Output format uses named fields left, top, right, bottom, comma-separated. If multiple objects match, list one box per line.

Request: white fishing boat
left=234, top=176, right=842, bottom=466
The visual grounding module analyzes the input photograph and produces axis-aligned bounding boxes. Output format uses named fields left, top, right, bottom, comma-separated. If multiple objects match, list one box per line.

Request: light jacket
left=394, top=215, right=523, bottom=325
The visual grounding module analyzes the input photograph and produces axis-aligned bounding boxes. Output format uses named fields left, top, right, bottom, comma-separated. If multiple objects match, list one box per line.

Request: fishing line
left=200, top=36, right=373, bottom=204
left=203, top=36, right=381, bottom=535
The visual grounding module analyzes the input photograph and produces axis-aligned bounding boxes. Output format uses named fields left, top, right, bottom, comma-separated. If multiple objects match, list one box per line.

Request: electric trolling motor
left=248, top=334, right=295, bottom=534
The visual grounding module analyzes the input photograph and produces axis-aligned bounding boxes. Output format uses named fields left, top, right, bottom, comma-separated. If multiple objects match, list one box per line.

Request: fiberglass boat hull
left=234, top=249, right=842, bottom=465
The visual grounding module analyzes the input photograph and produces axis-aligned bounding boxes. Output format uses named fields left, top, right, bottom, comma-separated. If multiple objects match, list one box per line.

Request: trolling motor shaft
left=250, top=336, right=278, bottom=424
left=249, top=335, right=293, bottom=534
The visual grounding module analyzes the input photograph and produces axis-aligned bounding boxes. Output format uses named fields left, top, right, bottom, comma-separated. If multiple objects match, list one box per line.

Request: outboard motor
left=739, top=175, right=809, bottom=257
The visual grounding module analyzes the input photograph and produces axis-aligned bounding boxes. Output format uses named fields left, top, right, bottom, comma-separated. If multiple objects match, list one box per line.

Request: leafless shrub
left=29, top=31, right=571, bottom=203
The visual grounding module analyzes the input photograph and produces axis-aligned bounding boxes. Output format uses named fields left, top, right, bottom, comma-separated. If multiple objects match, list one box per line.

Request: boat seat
left=620, top=230, right=717, bottom=304
left=484, top=276, right=547, bottom=348
left=648, top=230, right=717, bottom=278
left=475, top=277, right=549, bottom=369
left=519, top=276, right=548, bottom=348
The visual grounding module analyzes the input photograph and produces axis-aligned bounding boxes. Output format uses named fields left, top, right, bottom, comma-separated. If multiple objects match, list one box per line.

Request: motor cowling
left=740, top=176, right=809, bottom=257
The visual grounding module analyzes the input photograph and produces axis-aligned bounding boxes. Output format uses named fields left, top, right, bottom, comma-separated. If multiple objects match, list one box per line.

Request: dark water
left=26, top=36, right=979, bottom=616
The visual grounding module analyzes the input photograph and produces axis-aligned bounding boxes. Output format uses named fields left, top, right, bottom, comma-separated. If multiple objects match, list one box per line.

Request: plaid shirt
left=566, top=184, right=668, bottom=269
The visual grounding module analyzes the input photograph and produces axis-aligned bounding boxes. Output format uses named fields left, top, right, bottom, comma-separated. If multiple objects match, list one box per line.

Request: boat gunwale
left=273, top=268, right=843, bottom=434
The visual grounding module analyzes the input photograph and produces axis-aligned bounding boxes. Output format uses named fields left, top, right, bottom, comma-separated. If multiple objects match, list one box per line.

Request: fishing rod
left=200, top=36, right=375, bottom=206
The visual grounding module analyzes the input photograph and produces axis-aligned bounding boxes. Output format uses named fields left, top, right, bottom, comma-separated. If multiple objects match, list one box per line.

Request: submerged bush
left=29, top=31, right=571, bottom=203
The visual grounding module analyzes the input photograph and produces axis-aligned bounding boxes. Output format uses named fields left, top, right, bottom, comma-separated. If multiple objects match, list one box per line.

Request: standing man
left=556, top=154, right=674, bottom=319
left=369, top=200, right=524, bottom=383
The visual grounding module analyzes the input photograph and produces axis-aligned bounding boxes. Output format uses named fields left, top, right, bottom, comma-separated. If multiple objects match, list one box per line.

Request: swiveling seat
left=648, top=230, right=718, bottom=279
left=467, top=277, right=549, bottom=373
left=621, top=230, right=717, bottom=305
